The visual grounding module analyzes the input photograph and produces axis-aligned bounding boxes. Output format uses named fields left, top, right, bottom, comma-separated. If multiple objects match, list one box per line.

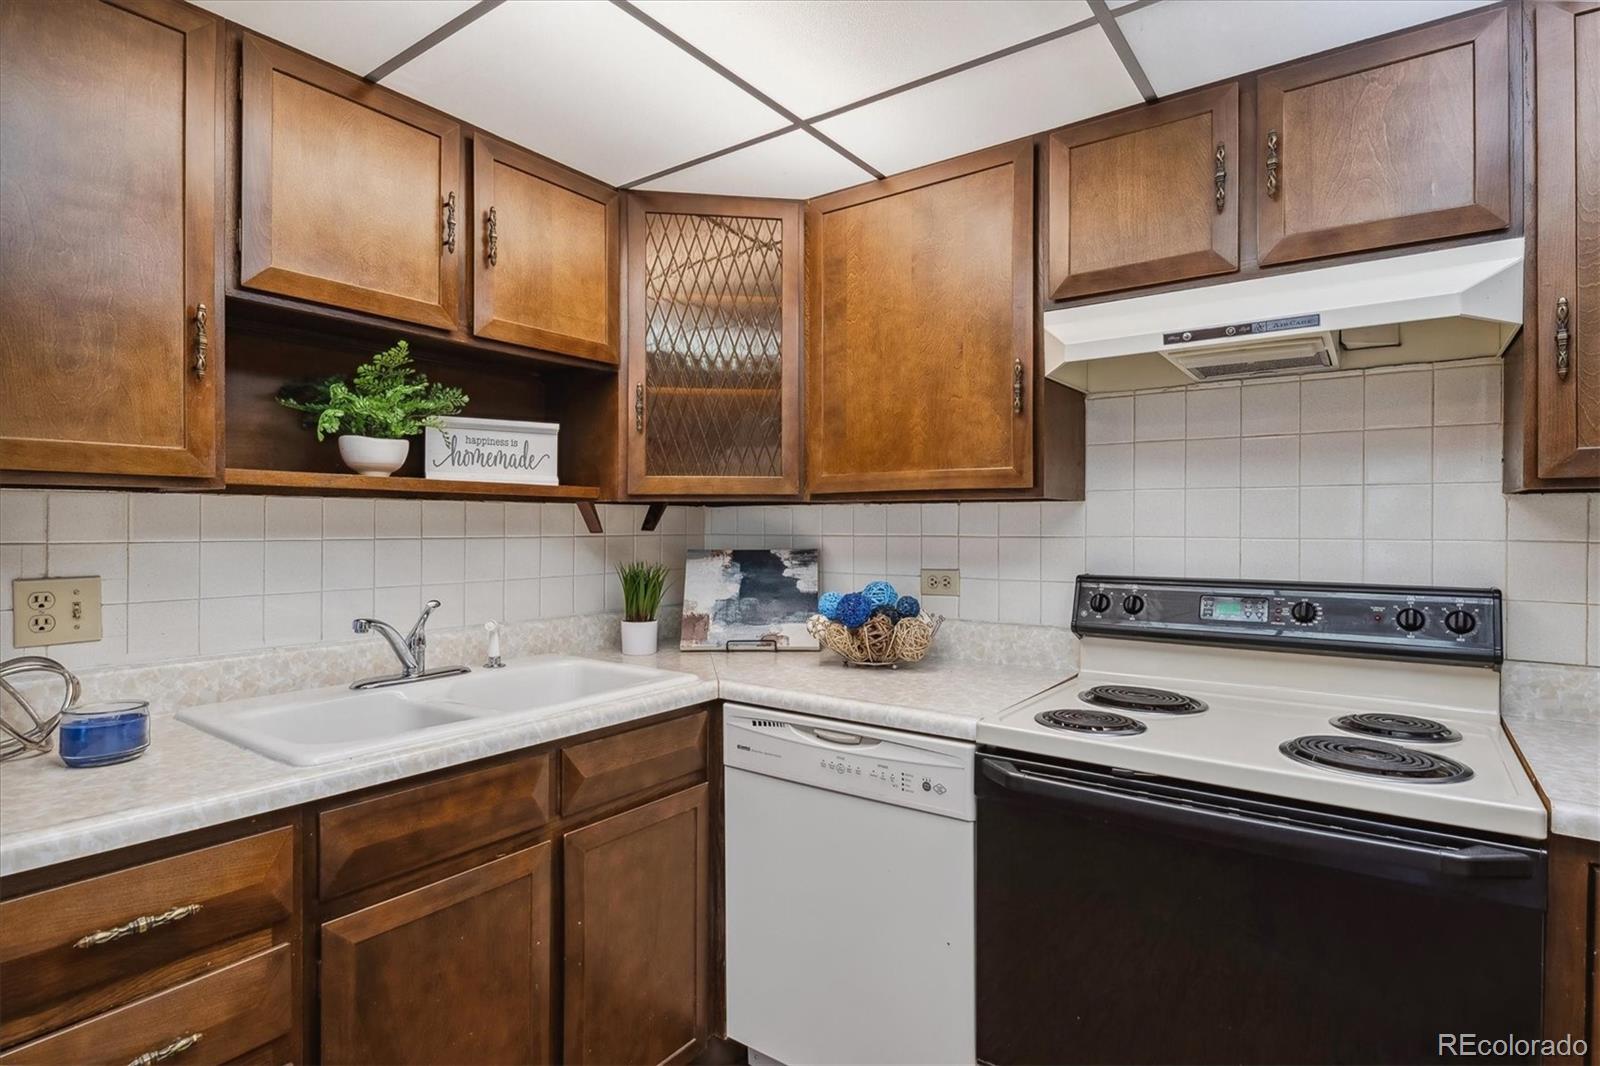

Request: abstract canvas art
left=679, top=548, right=820, bottom=651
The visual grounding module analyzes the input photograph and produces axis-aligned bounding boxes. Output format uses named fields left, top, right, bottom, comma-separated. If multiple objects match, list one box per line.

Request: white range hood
left=1044, top=239, right=1525, bottom=392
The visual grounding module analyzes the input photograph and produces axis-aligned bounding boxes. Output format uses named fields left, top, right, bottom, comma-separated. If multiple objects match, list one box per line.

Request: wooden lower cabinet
left=321, top=844, right=556, bottom=1066
left=563, top=784, right=711, bottom=1066
left=1545, top=835, right=1600, bottom=1064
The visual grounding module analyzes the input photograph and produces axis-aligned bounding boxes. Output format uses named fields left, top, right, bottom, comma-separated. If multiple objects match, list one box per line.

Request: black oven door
left=976, top=753, right=1547, bottom=1066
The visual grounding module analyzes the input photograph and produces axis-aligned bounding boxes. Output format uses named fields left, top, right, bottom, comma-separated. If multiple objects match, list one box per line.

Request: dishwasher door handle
left=811, top=727, right=865, bottom=745
left=981, top=758, right=1541, bottom=882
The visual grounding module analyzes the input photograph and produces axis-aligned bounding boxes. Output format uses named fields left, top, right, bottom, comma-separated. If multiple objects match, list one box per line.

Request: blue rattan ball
left=895, top=595, right=921, bottom=618
left=817, top=591, right=844, bottom=620
left=837, top=592, right=872, bottom=629
left=861, top=580, right=898, bottom=608
left=871, top=604, right=901, bottom=624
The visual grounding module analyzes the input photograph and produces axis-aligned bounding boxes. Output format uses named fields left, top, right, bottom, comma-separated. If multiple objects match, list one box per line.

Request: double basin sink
left=178, top=655, right=698, bottom=766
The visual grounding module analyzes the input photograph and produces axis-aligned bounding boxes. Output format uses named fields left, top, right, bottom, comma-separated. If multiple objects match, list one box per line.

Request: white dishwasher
left=723, top=704, right=975, bottom=1065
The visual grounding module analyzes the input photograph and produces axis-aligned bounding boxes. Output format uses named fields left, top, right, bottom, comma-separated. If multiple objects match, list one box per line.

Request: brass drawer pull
left=1265, top=130, right=1280, bottom=199
left=1012, top=359, right=1024, bottom=414
left=127, top=1032, right=202, bottom=1066
left=192, top=304, right=208, bottom=379
left=634, top=383, right=645, bottom=432
left=485, top=205, right=498, bottom=266
left=1555, top=296, right=1570, bottom=380
left=1214, top=143, right=1227, bottom=212
left=74, top=903, right=201, bottom=948
left=442, top=191, right=457, bottom=253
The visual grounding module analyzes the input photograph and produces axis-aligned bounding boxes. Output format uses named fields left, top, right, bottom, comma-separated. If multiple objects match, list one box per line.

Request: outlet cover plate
left=12, top=576, right=102, bottom=648
left=920, top=569, right=960, bottom=597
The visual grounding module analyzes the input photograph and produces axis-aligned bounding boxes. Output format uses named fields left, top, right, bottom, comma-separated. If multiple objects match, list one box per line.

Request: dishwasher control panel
left=723, top=704, right=975, bottom=821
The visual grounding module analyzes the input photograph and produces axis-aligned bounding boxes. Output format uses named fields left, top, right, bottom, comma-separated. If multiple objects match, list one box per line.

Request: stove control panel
left=1072, top=576, right=1501, bottom=665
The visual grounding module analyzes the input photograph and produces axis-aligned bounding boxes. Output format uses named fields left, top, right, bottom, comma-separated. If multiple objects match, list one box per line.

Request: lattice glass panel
left=643, top=211, right=784, bottom=479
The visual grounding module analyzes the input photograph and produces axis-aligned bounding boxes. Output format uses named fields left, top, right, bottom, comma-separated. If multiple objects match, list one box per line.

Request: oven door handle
left=981, top=758, right=1538, bottom=880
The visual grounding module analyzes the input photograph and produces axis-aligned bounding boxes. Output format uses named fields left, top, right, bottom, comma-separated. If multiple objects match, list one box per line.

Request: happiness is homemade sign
left=424, top=416, right=559, bottom=486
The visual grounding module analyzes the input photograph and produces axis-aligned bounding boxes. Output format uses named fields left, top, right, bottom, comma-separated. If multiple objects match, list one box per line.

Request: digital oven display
left=1199, top=595, right=1270, bottom=623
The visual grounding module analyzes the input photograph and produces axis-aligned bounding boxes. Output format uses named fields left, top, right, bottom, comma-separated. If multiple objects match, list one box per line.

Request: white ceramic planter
left=620, top=619, right=659, bottom=656
left=338, top=435, right=410, bottom=477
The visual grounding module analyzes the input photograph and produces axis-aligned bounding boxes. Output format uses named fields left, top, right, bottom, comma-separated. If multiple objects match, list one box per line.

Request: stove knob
left=1087, top=592, right=1112, bottom=613
left=1122, top=593, right=1146, bottom=616
left=1396, top=607, right=1427, bottom=632
left=1289, top=600, right=1318, bottom=624
left=1444, top=609, right=1477, bottom=635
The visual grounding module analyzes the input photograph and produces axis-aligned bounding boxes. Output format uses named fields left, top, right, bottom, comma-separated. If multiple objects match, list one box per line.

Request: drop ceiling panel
left=816, top=27, right=1141, bottom=176
left=639, top=129, right=872, bottom=199
left=1120, top=0, right=1499, bottom=97
left=634, top=0, right=1092, bottom=118
left=381, top=1, right=788, bottom=187
left=192, top=0, right=475, bottom=76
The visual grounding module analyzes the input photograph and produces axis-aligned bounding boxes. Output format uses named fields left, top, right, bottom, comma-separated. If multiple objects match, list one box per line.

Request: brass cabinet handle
left=1012, top=359, right=1024, bottom=414
left=634, top=383, right=645, bottom=432
left=192, top=304, right=208, bottom=379
left=74, top=903, right=201, bottom=948
left=1214, top=143, right=1227, bottom=212
left=126, top=1032, right=202, bottom=1066
left=1265, top=130, right=1280, bottom=199
left=1555, top=296, right=1570, bottom=380
left=485, top=206, right=498, bottom=267
left=442, top=191, right=457, bottom=253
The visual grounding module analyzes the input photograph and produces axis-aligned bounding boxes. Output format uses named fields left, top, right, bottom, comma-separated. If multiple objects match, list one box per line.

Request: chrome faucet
left=350, top=600, right=471, bottom=690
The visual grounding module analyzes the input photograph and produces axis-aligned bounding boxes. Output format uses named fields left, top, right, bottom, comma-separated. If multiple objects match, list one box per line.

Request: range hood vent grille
left=1163, top=333, right=1339, bottom=382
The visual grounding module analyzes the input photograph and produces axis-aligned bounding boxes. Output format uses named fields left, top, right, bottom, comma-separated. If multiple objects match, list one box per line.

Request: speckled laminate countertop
left=1501, top=661, right=1600, bottom=842
left=0, top=647, right=1069, bottom=877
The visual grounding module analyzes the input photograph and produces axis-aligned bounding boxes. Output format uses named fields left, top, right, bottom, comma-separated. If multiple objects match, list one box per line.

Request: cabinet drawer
left=560, top=711, right=708, bottom=818
left=318, top=754, right=552, bottom=899
left=0, top=944, right=292, bottom=1066
left=0, top=828, right=295, bottom=1048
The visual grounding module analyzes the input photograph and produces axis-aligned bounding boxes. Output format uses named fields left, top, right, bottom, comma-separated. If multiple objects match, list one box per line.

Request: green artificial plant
left=617, top=562, right=670, bottom=623
left=276, top=341, right=468, bottom=441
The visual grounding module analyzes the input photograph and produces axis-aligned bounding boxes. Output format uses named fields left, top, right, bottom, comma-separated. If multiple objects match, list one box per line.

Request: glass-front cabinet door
left=625, top=194, right=802, bottom=497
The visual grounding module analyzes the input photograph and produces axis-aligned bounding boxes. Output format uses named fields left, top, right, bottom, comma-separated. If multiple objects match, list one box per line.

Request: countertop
left=0, top=648, right=1069, bottom=877
left=1499, top=662, right=1600, bottom=843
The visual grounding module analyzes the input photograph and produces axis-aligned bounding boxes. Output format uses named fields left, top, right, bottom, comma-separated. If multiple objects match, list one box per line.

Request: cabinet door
left=1533, top=2, right=1600, bottom=481
left=806, top=142, right=1033, bottom=494
left=321, top=844, right=554, bottom=1066
left=0, top=0, right=220, bottom=479
left=563, top=784, right=709, bottom=1066
left=1256, top=7, right=1510, bottom=266
left=473, top=135, right=619, bottom=363
left=240, top=35, right=461, bottom=330
left=626, top=193, right=803, bottom=497
left=1047, top=82, right=1239, bottom=300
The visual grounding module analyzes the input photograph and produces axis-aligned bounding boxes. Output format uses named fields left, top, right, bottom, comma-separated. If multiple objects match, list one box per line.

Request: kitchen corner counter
left=1501, top=663, right=1600, bottom=842
left=0, top=646, right=1072, bottom=877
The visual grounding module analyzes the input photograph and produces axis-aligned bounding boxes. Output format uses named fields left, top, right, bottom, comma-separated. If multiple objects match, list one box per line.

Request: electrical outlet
left=12, top=576, right=101, bottom=649
left=920, top=569, right=960, bottom=596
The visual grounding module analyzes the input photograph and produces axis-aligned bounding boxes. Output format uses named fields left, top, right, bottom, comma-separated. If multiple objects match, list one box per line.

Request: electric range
left=975, top=576, right=1550, bottom=1066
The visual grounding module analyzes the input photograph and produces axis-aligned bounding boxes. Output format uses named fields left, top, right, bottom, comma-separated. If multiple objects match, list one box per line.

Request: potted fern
left=276, top=341, right=468, bottom=476
left=617, top=562, right=669, bottom=655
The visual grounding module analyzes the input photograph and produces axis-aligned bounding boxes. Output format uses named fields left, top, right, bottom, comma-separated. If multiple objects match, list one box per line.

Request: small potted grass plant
left=617, top=562, right=669, bottom=655
left=276, top=341, right=467, bottom=476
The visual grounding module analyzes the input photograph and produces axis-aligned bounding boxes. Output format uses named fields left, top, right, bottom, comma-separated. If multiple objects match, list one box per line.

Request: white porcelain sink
left=422, top=655, right=698, bottom=715
left=177, top=655, right=698, bottom=766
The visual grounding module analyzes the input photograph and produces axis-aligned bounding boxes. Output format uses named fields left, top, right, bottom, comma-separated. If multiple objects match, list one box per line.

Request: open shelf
left=225, top=468, right=600, bottom=501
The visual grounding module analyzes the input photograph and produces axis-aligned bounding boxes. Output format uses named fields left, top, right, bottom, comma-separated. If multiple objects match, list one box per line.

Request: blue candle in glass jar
left=57, top=701, right=150, bottom=768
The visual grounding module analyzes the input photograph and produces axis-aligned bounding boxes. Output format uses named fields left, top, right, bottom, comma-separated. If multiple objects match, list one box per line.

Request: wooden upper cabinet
left=0, top=0, right=221, bottom=479
left=806, top=142, right=1034, bottom=495
left=563, top=784, right=710, bottom=1066
left=1256, top=6, right=1511, bottom=266
left=626, top=193, right=804, bottom=497
left=1047, top=82, right=1240, bottom=300
left=322, top=844, right=555, bottom=1066
left=1533, top=2, right=1600, bottom=482
left=240, top=35, right=461, bottom=330
left=473, top=135, right=620, bottom=363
